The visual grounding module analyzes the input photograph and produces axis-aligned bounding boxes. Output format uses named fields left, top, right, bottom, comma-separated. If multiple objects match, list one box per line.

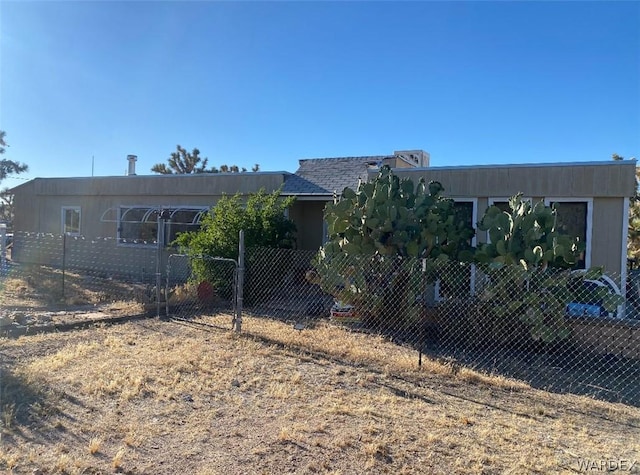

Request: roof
left=282, top=156, right=388, bottom=195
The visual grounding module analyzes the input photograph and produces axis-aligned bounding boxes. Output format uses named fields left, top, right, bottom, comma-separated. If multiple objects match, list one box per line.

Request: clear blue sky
left=1, top=1, right=639, bottom=190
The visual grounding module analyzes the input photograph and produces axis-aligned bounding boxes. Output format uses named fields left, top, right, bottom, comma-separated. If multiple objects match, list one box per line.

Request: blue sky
left=1, top=1, right=639, bottom=190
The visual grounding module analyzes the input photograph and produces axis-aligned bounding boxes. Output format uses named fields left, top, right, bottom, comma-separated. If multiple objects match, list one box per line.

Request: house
left=283, top=150, right=430, bottom=250
left=394, top=161, right=637, bottom=277
left=10, top=165, right=289, bottom=279
left=9, top=151, right=636, bottom=292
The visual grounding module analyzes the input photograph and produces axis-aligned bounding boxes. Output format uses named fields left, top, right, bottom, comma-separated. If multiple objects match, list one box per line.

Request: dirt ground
left=1, top=314, right=639, bottom=475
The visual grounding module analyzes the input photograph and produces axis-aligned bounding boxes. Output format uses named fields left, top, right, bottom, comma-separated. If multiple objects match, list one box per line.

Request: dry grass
left=0, top=314, right=638, bottom=474
left=0, top=266, right=149, bottom=329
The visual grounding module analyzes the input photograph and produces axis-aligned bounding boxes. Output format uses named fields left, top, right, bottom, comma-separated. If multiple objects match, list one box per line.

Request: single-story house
left=9, top=151, right=636, bottom=292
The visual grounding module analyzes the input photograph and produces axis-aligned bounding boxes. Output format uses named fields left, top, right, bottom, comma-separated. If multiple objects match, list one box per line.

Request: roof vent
left=127, top=154, right=137, bottom=176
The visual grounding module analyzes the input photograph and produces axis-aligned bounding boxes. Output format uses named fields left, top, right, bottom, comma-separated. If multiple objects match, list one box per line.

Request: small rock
left=230, top=379, right=241, bottom=388
left=13, top=313, right=31, bottom=325
left=39, top=313, right=53, bottom=322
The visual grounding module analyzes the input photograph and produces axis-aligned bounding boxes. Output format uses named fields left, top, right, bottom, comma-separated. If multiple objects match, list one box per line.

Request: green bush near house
left=174, top=188, right=296, bottom=298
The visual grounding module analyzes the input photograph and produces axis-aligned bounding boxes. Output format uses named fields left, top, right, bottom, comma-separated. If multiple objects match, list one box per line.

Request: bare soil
left=1, top=314, right=639, bottom=475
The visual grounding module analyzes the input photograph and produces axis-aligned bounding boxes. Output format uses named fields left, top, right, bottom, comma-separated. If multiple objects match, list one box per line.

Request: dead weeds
left=0, top=315, right=638, bottom=474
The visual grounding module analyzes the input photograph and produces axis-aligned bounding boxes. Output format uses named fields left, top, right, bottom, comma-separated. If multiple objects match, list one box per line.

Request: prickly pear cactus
left=323, top=165, right=474, bottom=261
left=315, top=166, right=475, bottom=330
left=475, top=195, right=619, bottom=344
left=476, top=194, right=584, bottom=269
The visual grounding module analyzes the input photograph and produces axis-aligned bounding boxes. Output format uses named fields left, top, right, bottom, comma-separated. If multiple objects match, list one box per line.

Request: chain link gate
left=165, top=254, right=239, bottom=325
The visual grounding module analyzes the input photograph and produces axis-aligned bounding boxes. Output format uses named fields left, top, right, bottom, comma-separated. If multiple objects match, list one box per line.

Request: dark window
left=164, top=209, right=206, bottom=245
left=492, top=201, right=511, bottom=214
left=119, top=207, right=158, bottom=245
left=118, top=206, right=208, bottom=246
left=551, top=201, right=588, bottom=269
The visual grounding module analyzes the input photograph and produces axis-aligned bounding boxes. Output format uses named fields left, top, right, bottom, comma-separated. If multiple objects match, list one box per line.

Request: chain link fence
left=165, top=254, right=237, bottom=321
left=1, top=232, right=161, bottom=329
left=245, top=247, right=640, bottom=406
left=243, top=247, right=328, bottom=321
left=3, top=232, right=639, bottom=406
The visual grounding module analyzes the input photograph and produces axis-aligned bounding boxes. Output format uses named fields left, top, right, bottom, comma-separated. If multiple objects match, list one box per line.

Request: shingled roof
left=282, top=156, right=388, bottom=195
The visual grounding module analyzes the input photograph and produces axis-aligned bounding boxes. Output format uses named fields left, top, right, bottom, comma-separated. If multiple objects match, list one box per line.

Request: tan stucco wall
left=290, top=200, right=327, bottom=251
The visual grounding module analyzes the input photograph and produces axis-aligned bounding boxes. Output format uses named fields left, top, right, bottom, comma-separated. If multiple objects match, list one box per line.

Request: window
left=436, top=199, right=477, bottom=301
left=488, top=197, right=532, bottom=215
left=452, top=199, right=477, bottom=247
left=164, top=208, right=207, bottom=245
left=62, top=207, right=81, bottom=235
left=544, top=198, right=592, bottom=269
left=118, top=207, right=158, bottom=245
left=117, top=206, right=207, bottom=246
left=486, top=197, right=532, bottom=242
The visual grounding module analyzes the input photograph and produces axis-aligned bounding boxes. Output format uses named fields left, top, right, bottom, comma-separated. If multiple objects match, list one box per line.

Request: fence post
left=156, top=214, right=163, bottom=319
left=235, top=230, right=244, bottom=332
left=0, top=223, right=6, bottom=275
left=62, top=232, right=67, bottom=299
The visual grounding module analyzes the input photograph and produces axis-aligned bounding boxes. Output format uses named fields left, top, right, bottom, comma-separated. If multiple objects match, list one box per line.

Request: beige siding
left=392, top=162, right=636, bottom=198
left=12, top=161, right=636, bottom=279
left=591, top=197, right=625, bottom=275
left=12, top=173, right=287, bottom=238
left=386, top=162, right=634, bottom=274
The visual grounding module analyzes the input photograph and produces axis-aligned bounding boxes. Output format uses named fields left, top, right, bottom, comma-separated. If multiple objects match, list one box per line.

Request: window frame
left=163, top=207, right=209, bottom=247
left=544, top=197, right=593, bottom=269
left=117, top=206, right=159, bottom=247
left=116, top=205, right=208, bottom=248
left=487, top=196, right=532, bottom=210
left=61, top=206, right=81, bottom=236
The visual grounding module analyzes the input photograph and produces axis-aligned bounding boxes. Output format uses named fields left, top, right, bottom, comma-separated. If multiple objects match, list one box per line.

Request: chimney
left=394, top=150, right=430, bottom=167
left=127, top=154, right=137, bottom=176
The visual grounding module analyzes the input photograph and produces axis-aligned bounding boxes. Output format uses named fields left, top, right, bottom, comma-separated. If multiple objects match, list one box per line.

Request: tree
left=175, top=188, right=296, bottom=258
left=612, top=154, right=640, bottom=264
left=151, top=144, right=261, bottom=175
left=313, top=166, right=475, bottom=330
left=0, top=131, right=29, bottom=228
left=614, top=154, right=640, bottom=266
left=475, top=195, right=597, bottom=343
left=0, top=190, right=14, bottom=224
left=0, top=131, right=28, bottom=182
left=151, top=145, right=211, bottom=174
